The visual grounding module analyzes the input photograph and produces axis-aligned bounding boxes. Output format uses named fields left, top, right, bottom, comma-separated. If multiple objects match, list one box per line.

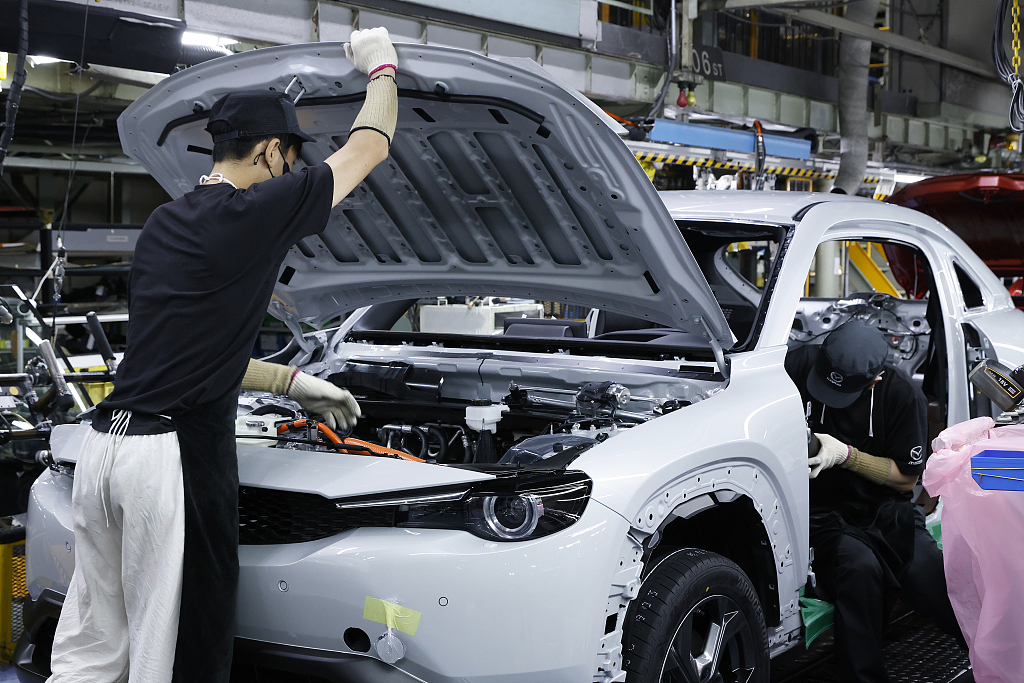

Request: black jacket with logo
left=785, top=344, right=928, bottom=520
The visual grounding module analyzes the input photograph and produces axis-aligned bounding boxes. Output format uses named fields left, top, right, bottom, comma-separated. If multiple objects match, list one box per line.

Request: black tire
left=623, top=548, right=769, bottom=683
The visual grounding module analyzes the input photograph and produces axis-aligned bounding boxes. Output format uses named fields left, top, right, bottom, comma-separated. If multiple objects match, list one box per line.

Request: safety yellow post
left=0, top=534, right=27, bottom=663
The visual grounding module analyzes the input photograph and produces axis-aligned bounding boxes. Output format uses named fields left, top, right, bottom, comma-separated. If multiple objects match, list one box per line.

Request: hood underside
left=118, top=43, right=730, bottom=346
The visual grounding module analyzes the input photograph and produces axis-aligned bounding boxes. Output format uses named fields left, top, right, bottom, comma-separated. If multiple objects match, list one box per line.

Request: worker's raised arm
left=326, top=27, right=398, bottom=206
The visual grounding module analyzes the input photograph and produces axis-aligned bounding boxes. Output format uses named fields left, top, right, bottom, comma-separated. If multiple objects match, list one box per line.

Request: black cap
left=205, top=90, right=315, bottom=144
left=806, top=320, right=889, bottom=409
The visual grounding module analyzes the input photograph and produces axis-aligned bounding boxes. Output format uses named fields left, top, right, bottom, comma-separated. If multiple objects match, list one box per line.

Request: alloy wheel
left=659, top=594, right=757, bottom=683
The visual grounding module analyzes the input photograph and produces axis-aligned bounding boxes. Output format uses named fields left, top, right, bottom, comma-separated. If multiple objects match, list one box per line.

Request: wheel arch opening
left=644, top=493, right=781, bottom=627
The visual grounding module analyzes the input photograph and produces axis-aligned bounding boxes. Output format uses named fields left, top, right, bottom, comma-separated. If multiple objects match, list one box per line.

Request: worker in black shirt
left=786, top=320, right=962, bottom=683
left=47, top=28, right=398, bottom=683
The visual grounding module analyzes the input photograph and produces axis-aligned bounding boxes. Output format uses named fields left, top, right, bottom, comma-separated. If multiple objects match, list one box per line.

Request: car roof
left=658, top=190, right=870, bottom=224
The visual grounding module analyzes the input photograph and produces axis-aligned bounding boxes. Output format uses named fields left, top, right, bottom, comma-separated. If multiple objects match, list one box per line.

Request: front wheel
left=622, top=548, right=769, bottom=683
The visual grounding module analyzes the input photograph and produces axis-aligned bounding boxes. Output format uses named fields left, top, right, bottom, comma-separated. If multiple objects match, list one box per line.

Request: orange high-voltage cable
left=277, top=419, right=426, bottom=462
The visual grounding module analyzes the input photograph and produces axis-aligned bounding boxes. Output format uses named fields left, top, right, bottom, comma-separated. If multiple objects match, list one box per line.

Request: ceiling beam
left=3, top=157, right=150, bottom=175
left=776, top=8, right=998, bottom=80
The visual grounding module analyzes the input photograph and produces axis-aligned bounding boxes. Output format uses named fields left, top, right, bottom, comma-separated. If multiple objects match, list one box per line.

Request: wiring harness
left=994, top=0, right=1024, bottom=131
left=0, top=0, right=29, bottom=176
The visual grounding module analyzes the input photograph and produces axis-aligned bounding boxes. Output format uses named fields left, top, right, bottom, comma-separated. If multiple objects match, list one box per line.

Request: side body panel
left=816, top=220, right=970, bottom=424
left=753, top=200, right=1024, bottom=427
left=576, top=345, right=810, bottom=651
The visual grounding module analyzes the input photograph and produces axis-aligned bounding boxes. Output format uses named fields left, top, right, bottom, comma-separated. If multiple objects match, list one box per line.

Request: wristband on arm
left=840, top=446, right=892, bottom=485
left=350, top=72, right=398, bottom=145
left=368, top=64, right=397, bottom=78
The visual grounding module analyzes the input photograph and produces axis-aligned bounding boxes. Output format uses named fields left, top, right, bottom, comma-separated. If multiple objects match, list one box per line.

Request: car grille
left=238, top=486, right=396, bottom=545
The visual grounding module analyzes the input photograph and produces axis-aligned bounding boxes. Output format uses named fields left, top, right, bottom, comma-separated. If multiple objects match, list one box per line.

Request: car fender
left=575, top=345, right=808, bottom=643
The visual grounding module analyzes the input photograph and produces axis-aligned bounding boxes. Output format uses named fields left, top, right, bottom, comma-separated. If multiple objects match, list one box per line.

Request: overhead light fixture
left=181, top=31, right=238, bottom=47
left=894, top=172, right=931, bottom=184
left=28, top=55, right=67, bottom=66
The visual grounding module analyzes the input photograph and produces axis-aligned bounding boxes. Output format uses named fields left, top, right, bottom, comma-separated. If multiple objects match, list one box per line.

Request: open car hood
left=118, top=43, right=731, bottom=347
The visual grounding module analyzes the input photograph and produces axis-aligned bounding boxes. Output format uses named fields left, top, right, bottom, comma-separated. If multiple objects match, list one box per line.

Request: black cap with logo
left=807, top=320, right=890, bottom=409
left=205, top=90, right=315, bottom=144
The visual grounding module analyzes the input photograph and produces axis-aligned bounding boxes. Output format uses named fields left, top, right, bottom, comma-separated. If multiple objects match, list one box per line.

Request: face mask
left=254, top=151, right=291, bottom=178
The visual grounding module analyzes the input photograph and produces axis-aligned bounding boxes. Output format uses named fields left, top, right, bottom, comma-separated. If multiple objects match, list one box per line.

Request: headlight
left=402, top=472, right=590, bottom=541
left=333, top=472, right=592, bottom=542
left=480, top=493, right=541, bottom=539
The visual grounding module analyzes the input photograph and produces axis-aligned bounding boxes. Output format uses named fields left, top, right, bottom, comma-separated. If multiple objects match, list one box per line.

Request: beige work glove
left=808, top=432, right=851, bottom=478
left=344, top=27, right=398, bottom=76
left=287, top=372, right=361, bottom=431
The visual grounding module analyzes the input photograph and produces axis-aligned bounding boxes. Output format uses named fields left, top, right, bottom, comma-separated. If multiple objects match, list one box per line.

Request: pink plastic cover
left=924, top=417, right=1024, bottom=683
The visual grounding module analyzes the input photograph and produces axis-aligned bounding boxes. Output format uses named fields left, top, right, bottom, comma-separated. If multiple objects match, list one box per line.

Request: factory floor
left=0, top=611, right=973, bottom=683
left=772, top=609, right=972, bottom=683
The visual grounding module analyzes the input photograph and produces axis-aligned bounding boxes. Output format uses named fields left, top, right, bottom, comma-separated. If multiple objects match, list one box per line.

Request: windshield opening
left=337, top=295, right=718, bottom=363
left=677, top=221, right=788, bottom=348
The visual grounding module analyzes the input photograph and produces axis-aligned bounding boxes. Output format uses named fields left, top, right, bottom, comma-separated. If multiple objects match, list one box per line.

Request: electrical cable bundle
left=993, top=0, right=1024, bottom=131
left=0, top=0, right=29, bottom=176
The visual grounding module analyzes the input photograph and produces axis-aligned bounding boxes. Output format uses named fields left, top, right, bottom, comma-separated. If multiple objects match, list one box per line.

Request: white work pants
left=48, top=424, right=184, bottom=683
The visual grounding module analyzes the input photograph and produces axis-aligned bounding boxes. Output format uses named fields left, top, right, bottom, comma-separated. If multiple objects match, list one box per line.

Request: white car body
left=16, top=42, right=1024, bottom=683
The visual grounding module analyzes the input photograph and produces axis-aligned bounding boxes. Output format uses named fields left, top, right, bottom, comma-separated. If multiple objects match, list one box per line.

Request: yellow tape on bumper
left=363, top=596, right=422, bottom=636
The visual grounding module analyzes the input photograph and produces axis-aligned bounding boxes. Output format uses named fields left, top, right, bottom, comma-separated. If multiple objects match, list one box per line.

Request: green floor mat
left=927, top=518, right=942, bottom=550
left=798, top=585, right=835, bottom=648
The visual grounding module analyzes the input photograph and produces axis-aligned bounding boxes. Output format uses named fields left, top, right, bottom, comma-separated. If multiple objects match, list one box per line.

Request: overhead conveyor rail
left=626, top=140, right=887, bottom=184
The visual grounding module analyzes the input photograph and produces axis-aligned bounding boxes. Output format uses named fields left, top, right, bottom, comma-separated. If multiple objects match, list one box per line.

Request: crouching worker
left=786, top=320, right=963, bottom=683
left=46, top=28, right=399, bottom=683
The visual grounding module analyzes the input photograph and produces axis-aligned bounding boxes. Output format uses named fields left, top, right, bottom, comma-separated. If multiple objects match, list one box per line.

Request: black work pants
left=829, top=507, right=962, bottom=683
left=171, top=390, right=240, bottom=683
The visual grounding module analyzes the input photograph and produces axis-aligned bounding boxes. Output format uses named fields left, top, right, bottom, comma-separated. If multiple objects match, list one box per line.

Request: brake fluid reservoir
left=465, top=404, right=509, bottom=433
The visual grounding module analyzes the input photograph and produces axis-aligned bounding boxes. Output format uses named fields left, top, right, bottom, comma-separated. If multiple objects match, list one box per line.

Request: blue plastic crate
left=971, top=448, right=1024, bottom=491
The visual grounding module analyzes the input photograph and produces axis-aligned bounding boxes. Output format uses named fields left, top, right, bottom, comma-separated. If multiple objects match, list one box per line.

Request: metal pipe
left=177, top=44, right=232, bottom=67
left=39, top=340, right=70, bottom=400
left=670, top=0, right=678, bottom=73
left=648, top=0, right=678, bottom=118
left=15, top=320, right=23, bottom=375
left=833, top=0, right=881, bottom=193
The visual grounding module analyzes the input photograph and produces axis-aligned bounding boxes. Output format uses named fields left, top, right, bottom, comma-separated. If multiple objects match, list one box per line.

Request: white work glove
left=344, top=27, right=398, bottom=76
left=808, top=432, right=851, bottom=478
left=287, top=372, right=361, bottom=431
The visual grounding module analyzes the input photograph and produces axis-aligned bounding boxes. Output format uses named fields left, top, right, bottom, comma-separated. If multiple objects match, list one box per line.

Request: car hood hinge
left=697, top=316, right=729, bottom=378
left=269, top=301, right=317, bottom=361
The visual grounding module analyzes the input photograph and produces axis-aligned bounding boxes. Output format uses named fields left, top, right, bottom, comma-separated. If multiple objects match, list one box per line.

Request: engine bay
left=235, top=356, right=711, bottom=470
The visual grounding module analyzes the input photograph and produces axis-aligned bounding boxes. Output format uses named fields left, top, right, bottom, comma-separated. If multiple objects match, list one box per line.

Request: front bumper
left=12, top=603, right=415, bottom=683
left=233, top=638, right=421, bottom=682
left=235, top=499, right=627, bottom=682
left=18, top=499, right=628, bottom=683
